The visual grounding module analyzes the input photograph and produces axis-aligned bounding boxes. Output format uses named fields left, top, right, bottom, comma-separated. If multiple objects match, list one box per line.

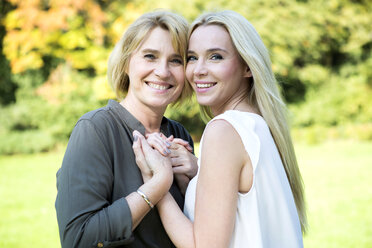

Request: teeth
left=148, top=82, right=169, bottom=90
left=197, top=83, right=215, bottom=88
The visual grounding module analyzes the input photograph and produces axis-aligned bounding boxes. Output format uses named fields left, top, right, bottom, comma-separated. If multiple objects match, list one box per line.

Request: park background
left=0, top=0, right=371, bottom=247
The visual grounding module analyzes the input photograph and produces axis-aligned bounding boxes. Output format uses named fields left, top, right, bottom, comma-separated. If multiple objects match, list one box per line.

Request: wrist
left=151, top=170, right=173, bottom=191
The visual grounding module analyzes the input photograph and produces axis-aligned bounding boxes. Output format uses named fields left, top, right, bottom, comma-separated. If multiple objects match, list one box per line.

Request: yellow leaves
left=11, top=53, right=43, bottom=74
left=64, top=46, right=109, bottom=74
left=4, top=30, right=44, bottom=73
left=58, top=30, right=89, bottom=50
left=3, top=0, right=108, bottom=73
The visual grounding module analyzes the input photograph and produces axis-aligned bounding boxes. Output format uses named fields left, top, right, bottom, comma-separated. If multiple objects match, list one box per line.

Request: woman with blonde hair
left=133, top=10, right=307, bottom=247
left=55, top=10, right=197, bottom=248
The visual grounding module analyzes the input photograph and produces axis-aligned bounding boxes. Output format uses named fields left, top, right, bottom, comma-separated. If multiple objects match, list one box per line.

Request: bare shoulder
left=202, top=119, right=245, bottom=164
left=203, top=119, right=239, bottom=143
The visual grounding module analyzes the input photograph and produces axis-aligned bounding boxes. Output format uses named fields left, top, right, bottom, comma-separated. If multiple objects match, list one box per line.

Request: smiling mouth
left=146, top=82, right=173, bottom=90
left=196, top=83, right=216, bottom=88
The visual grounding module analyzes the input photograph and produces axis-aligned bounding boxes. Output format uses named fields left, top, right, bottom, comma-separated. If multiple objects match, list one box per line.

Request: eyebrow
left=141, top=48, right=182, bottom=58
left=141, top=48, right=159, bottom=54
left=188, top=48, right=228, bottom=54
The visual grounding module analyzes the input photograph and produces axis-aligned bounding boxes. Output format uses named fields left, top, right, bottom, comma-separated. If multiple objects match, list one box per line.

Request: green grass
left=0, top=141, right=371, bottom=247
left=297, top=141, right=372, bottom=247
left=0, top=152, right=63, bottom=247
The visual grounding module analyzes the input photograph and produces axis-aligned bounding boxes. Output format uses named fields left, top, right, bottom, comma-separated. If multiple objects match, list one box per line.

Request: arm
left=55, top=120, right=171, bottom=248
left=135, top=120, right=249, bottom=248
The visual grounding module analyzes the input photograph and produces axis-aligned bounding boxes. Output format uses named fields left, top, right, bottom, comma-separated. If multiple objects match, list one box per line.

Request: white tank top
left=184, top=110, right=303, bottom=248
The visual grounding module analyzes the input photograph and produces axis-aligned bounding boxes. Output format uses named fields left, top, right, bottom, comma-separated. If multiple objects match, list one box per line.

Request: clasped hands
left=132, top=130, right=198, bottom=195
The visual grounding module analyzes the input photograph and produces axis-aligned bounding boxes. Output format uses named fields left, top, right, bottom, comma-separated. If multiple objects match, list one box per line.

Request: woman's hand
left=169, top=143, right=198, bottom=194
left=132, top=131, right=173, bottom=187
left=145, top=132, right=193, bottom=155
left=143, top=132, right=197, bottom=193
left=145, top=132, right=172, bottom=156
left=145, top=132, right=195, bottom=173
left=132, top=132, right=153, bottom=182
left=169, top=143, right=198, bottom=180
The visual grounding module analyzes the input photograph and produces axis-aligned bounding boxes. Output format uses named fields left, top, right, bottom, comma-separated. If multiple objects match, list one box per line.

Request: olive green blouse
left=55, top=100, right=193, bottom=248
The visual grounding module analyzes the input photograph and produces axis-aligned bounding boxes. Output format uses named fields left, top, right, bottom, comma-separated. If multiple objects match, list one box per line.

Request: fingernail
left=166, top=141, right=171, bottom=147
left=133, top=135, right=138, bottom=141
left=166, top=148, right=171, bottom=154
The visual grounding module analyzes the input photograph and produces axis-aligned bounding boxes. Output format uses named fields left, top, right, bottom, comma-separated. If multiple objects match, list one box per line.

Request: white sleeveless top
left=184, top=110, right=303, bottom=248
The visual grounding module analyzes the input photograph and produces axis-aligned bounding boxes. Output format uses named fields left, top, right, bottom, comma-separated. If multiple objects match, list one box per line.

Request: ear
left=243, top=66, right=252, bottom=78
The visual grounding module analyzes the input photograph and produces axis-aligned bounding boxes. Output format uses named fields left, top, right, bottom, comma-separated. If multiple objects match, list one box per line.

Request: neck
left=120, top=96, right=166, bottom=133
left=211, top=98, right=259, bottom=116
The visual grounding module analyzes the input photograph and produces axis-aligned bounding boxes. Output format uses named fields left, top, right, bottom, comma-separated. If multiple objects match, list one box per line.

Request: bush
left=0, top=130, right=55, bottom=155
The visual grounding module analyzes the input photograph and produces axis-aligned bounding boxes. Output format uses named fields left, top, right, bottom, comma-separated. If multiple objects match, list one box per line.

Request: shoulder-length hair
left=107, top=10, right=192, bottom=103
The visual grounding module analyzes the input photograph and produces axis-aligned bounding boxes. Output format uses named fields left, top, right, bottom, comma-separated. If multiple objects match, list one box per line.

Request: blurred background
left=0, top=0, right=371, bottom=247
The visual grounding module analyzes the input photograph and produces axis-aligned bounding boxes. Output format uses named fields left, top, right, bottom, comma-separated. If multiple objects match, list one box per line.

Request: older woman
left=55, top=11, right=197, bottom=248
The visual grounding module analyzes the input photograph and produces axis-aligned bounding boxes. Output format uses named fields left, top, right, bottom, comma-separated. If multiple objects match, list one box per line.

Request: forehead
left=137, top=27, right=175, bottom=52
left=189, top=25, right=234, bottom=50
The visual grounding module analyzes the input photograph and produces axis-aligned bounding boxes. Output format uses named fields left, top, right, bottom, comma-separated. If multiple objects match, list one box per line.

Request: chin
left=196, top=97, right=213, bottom=107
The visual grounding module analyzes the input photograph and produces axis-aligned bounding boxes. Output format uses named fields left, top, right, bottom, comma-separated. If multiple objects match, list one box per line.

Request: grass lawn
left=0, top=141, right=371, bottom=247
left=297, top=141, right=372, bottom=247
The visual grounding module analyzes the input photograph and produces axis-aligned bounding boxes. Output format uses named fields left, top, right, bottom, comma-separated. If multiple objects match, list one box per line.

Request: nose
left=193, top=59, right=207, bottom=77
left=154, top=60, right=170, bottom=79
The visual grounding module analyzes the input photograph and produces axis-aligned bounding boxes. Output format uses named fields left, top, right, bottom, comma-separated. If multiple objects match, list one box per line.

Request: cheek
left=173, top=67, right=185, bottom=86
left=185, top=64, right=194, bottom=82
left=218, top=63, right=241, bottom=80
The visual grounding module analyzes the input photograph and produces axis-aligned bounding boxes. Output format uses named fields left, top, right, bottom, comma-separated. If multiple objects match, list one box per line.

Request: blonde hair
left=107, top=10, right=192, bottom=103
left=190, top=10, right=307, bottom=232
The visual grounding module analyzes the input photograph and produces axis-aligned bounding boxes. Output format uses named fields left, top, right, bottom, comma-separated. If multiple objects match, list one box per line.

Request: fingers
left=132, top=132, right=152, bottom=176
left=172, top=138, right=193, bottom=153
left=134, top=131, right=174, bottom=179
left=172, top=165, right=187, bottom=174
left=134, top=131, right=152, bottom=153
left=145, top=132, right=171, bottom=156
left=160, top=133, right=168, bottom=140
left=170, top=152, right=198, bottom=179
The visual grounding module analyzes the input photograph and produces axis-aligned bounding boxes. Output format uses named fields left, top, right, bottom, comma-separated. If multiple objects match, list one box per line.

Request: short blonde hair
left=108, top=10, right=192, bottom=102
left=190, top=10, right=307, bottom=233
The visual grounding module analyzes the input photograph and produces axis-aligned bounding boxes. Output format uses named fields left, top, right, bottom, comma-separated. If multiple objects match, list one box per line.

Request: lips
left=146, top=81, right=173, bottom=90
left=195, top=81, right=217, bottom=89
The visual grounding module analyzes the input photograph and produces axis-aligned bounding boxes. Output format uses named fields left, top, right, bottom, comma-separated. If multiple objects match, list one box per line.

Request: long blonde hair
left=107, top=10, right=192, bottom=103
left=190, top=10, right=307, bottom=232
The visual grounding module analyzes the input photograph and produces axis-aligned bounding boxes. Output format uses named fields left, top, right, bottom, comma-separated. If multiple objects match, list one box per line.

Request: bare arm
left=134, top=120, right=250, bottom=247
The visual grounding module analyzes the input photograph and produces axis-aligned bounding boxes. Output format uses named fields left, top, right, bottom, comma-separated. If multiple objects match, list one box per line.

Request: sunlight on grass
left=297, top=141, right=372, bottom=247
left=0, top=141, right=371, bottom=247
left=0, top=152, right=63, bottom=247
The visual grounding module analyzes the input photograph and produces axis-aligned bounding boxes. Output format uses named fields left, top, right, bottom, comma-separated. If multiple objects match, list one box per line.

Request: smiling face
left=186, top=25, right=252, bottom=115
left=126, top=27, right=185, bottom=111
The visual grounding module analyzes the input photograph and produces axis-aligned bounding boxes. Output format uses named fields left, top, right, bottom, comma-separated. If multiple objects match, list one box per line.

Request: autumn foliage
left=0, top=0, right=371, bottom=154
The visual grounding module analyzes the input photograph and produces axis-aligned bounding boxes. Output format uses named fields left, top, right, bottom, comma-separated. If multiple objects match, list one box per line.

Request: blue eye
left=187, top=55, right=197, bottom=62
left=171, top=58, right=183, bottom=65
left=210, top=54, right=223, bottom=60
left=144, top=54, right=156, bottom=59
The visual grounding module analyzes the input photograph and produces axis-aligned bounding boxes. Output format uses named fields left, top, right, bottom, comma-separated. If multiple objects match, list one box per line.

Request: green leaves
left=1, top=0, right=371, bottom=154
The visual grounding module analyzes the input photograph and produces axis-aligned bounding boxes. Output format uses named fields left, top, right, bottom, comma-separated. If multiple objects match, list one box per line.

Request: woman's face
left=127, top=27, right=185, bottom=110
left=186, top=25, right=251, bottom=114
